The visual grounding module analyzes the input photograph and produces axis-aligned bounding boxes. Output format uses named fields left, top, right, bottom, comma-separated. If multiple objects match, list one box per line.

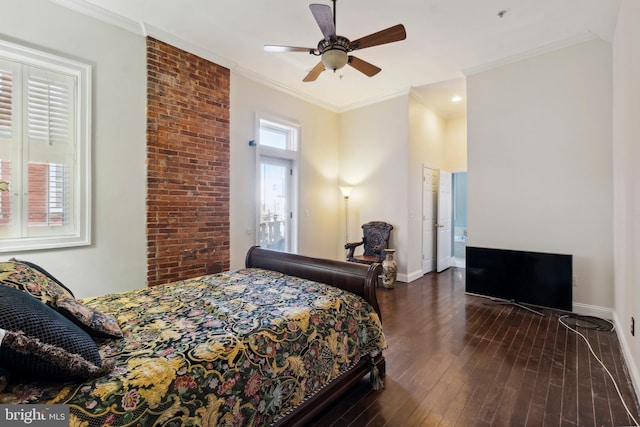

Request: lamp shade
left=339, top=186, right=353, bottom=198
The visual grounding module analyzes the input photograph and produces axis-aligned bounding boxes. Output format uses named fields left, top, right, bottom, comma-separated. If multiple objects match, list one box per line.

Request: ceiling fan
left=264, top=0, right=406, bottom=82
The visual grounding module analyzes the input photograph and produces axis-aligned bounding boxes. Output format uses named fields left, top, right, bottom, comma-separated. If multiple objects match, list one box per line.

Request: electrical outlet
left=632, top=317, right=635, bottom=337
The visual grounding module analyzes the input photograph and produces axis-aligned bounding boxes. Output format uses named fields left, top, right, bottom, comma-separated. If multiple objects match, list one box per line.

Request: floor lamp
left=339, top=186, right=353, bottom=244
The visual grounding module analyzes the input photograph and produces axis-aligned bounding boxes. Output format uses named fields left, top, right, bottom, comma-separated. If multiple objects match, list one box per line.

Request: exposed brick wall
left=146, top=37, right=230, bottom=287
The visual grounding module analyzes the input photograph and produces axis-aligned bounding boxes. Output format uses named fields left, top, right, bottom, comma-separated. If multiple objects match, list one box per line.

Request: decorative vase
left=381, top=249, right=397, bottom=289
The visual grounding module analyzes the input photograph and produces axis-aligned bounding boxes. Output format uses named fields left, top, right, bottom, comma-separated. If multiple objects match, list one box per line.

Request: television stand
left=489, top=298, right=546, bottom=317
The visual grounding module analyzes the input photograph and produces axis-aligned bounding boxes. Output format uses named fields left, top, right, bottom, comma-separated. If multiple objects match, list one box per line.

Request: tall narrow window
left=256, top=116, right=299, bottom=253
left=0, top=40, right=91, bottom=251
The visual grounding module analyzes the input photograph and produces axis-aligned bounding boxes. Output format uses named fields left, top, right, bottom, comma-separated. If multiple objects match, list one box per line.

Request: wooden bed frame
left=245, top=246, right=386, bottom=426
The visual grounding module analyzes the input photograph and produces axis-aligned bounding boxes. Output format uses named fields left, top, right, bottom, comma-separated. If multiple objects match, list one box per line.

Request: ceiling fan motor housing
left=318, top=36, right=350, bottom=71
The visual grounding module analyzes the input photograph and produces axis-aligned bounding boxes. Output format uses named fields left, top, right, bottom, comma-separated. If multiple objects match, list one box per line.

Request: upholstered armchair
left=345, top=221, right=393, bottom=264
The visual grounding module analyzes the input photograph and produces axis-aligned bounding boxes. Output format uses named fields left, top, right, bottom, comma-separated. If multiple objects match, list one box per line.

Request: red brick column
left=146, top=37, right=230, bottom=286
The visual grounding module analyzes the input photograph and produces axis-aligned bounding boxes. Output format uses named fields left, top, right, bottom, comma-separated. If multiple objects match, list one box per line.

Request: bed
left=0, top=246, right=386, bottom=426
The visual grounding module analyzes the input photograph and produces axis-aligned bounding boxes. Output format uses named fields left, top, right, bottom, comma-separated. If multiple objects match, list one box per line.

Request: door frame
left=436, top=169, right=453, bottom=272
left=254, top=113, right=300, bottom=253
left=422, top=166, right=455, bottom=274
left=422, top=166, right=438, bottom=274
left=257, top=155, right=294, bottom=252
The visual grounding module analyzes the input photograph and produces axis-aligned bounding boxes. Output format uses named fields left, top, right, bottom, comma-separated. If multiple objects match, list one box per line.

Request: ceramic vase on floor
left=381, top=249, right=397, bottom=288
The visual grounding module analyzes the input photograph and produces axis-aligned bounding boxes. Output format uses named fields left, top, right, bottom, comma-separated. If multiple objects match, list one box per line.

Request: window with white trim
left=0, top=39, right=91, bottom=252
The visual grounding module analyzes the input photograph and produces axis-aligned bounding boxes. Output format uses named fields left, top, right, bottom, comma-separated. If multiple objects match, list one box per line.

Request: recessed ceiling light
left=451, top=95, right=462, bottom=103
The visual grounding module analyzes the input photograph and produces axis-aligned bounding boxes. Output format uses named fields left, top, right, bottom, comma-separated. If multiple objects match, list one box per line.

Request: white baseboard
left=397, top=269, right=424, bottom=283
left=612, top=311, right=640, bottom=410
left=398, top=264, right=468, bottom=283
left=572, top=302, right=614, bottom=319
left=453, top=257, right=466, bottom=268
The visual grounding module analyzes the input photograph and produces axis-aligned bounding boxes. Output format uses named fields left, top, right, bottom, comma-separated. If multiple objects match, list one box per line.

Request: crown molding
left=409, top=89, right=442, bottom=114
left=51, top=0, right=237, bottom=70
left=49, top=0, right=144, bottom=35
left=409, top=89, right=430, bottom=108
left=232, top=66, right=341, bottom=112
left=233, top=66, right=411, bottom=114
left=409, top=89, right=467, bottom=120
left=50, top=0, right=413, bottom=114
left=337, top=88, right=412, bottom=113
left=142, top=23, right=236, bottom=70
left=588, top=0, right=621, bottom=42
left=461, top=32, right=597, bottom=76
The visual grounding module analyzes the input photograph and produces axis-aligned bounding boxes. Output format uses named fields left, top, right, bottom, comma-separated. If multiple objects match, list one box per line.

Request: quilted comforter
left=4, top=268, right=387, bottom=426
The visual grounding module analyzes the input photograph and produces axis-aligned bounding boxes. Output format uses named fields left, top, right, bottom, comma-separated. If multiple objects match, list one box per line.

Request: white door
left=258, top=157, right=292, bottom=252
left=436, top=170, right=453, bottom=272
left=422, top=167, right=437, bottom=274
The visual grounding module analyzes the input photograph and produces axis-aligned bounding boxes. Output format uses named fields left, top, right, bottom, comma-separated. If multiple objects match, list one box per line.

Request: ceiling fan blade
left=349, top=24, right=407, bottom=50
left=264, top=45, right=317, bottom=54
left=309, top=4, right=336, bottom=40
left=348, top=56, right=381, bottom=77
left=303, top=61, right=325, bottom=82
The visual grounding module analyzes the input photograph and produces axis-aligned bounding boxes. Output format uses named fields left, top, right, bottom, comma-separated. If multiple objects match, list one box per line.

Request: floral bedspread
left=5, top=268, right=387, bottom=426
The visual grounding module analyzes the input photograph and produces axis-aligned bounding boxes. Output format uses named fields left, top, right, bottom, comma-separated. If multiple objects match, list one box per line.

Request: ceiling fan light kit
left=265, top=0, right=406, bottom=82
left=319, top=36, right=350, bottom=71
left=322, top=48, right=348, bottom=71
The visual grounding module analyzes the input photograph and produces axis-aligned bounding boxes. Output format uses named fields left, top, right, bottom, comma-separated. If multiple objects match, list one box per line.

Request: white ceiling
left=54, top=0, right=620, bottom=116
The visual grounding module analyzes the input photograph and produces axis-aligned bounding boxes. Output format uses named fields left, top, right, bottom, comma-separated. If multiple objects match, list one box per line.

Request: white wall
left=444, top=116, right=468, bottom=172
left=612, top=0, right=640, bottom=400
left=467, top=39, right=613, bottom=311
left=406, top=94, right=468, bottom=280
left=338, top=95, right=410, bottom=273
left=230, top=73, right=341, bottom=268
left=0, top=0, right=147, bottom=298
left=408, top=96, right=446, bottom=279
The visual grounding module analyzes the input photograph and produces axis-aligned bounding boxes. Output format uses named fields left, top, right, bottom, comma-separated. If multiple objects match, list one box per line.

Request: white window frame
left=0, top=38, right=91, bottom=252
left=255, top=113, right=300, bottom=254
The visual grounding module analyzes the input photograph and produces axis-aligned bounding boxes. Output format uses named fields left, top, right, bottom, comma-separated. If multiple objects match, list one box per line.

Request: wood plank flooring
left=309, top=268, right=640, bottom=426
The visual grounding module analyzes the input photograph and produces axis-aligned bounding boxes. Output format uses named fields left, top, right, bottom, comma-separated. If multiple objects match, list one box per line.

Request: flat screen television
left=465, top=246, right=572, bottom=312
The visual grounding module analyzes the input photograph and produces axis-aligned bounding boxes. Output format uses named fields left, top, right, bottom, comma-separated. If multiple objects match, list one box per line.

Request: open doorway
left=422, top=169, right=467, bottom=273
left=452, top=172, right=467, bottom=268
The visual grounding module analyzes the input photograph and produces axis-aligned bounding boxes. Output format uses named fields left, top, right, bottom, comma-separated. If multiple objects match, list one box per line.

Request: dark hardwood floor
left=309, top=267, right=640, bottom=426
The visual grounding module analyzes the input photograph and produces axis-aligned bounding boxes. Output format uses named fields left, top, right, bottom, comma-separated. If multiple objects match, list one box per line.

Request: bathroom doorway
left=452, top=172, right=467, bottom=268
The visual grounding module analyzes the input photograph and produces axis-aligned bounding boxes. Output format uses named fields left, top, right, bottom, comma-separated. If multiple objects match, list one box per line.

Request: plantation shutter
left=0, top=66, right=12, bottom=138
left=26, top=69, right=73, bottom=145
left=0, top=39, right=90, bottom=251
left=0, top=59, right=19, bottom=235
left=24, top=67, right=75, bottom=231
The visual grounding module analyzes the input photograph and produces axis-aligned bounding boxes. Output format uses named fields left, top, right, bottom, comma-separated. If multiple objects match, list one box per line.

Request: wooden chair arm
left=344, top=240, right=364, bottom=250
left=344, top=241, right=364, bottom=259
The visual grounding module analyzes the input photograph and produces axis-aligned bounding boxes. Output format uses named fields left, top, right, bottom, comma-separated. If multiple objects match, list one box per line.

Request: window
left=259, top=121, right=293, bottom=150
left=0, top=39, right=91, bottom=252
left=256, top=116, right=299, bottom=253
